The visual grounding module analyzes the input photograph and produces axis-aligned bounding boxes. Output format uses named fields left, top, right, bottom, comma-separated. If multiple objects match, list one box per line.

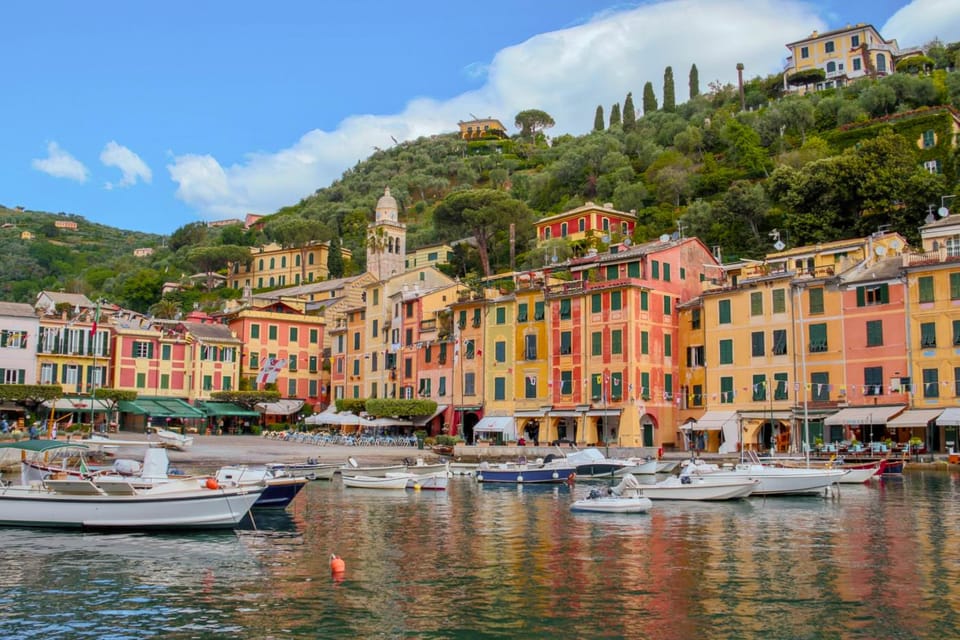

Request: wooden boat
left=342, top=473, right=414, bottom=489
left=767, top=456, right=883, bottom=484
left=475, top=459, right=576, bottom=484
left=404, top=458, right=450, bottom=475
left=431, top=444, right=455, bottom=456
left=340, top=457, right=407, bottom=478
left=402, top=471, right=448, bottom=491
left=879, top=458, right=906, bottom=474
left=266, top=460, right=339, bottom=480
left=151, top=428, right=194, bottom=451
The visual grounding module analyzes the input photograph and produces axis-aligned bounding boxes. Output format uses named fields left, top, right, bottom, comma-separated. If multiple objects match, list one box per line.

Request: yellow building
left=535, top=202, right=636, bottom=247
left=784, top=24, right=902, bottom=93
left=457, top=118, right=507, bottom=140
left=227, top=241, right=351, bottom=291
left=405, top=243, right=453, bottom=271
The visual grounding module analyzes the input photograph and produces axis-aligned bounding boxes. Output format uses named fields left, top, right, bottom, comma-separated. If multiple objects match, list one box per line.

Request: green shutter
left=627, top=262, right=640, bottom=278
left=641, top=290, right=648, bottom=310
left=951, top=273, right=960, bottom=300
left=750, top=291, right=763, bottom=316
left=919, top=277, right=934, bottom=303
left=772, top=289, right=785, bottom=313
left=592, top=331, right=602, bottom=356
left=641, top=331, right=649, bottom=354
left=856, top=286, right=865, bottom=307
left=612, top=329, right=622, bottom=354
left=718, top=299, right=731, bottom=324
left=591, top=294, right=602, bottom=313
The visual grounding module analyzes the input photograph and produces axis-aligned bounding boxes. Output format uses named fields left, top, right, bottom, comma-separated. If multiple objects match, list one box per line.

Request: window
left=750, top=292, right=763, bottom=316
left=136, top=372, right=146, bottom=388
left=591, top=373, right=603, bottom=400
left=611, top=291, right=623, bottom=311
left=560, top=331, right=572, bottom=355
left=808, top=288, right=824, bottom=314
left=851, top=34, right=860, bottom=47
left=627, top=262, right=640, bottom=278
left=956, top=367, right=960, bottom=397
left=954, top=320, right=960, bottom=346
left=919, top=276, right=934, bottom=303
left=641, top=291, right=649, bottom=311
left=662, top=296, right=670, bottom=315
left=641, top=372, right=650, bottom=399
left=923, top=159, right=941, bottom=174
left=560, top=299, right=571, bottom=319
left=495, top=341, right=506, bottom=363
left=663, top=334, right=671, bottom=357
left=132, top=341, right=153, bottom=359
left=825, top=41, right=835, bottom=53
left=691, top=308, right=701, bottom=329
left=772, top=289, right=785, bottom=313
left=473, top=308, right=482, bottom=327
left=923, top=368, right=939, bottom=398
left=663, top=373, right=672, bottom=400
left=774, top=373, right=788, bottom=400
left=612, top=329, right=623, bottom=355
left=592, top=331, right=602, bottom=356
left=438, top=376, right=446, bottom=397
left=561, top=222, right=568, bottom=238
left=853, top=57, right=862, bottom=71
left=800, top=46, right=809, bottom=59
left=353, top=332, right=361, bottom=350
left=753, top=374, right=767, bottom=401
left=560, top=370, right=573, bottom=395
left=922, top=130, right=935, bottom=149
left=719, top=339, right=733, bottom=364
left=951, top=273, right=960, bottom=300
left=591, top=294, right=602, bottom=313
left=160, top=373, right=170, bottom=390
left=864, top=367, right=883, bottom=396
left=161, top=344, right=171, bottom=360
left=663, top=263, right=671, bottom=282
left=652, top=260, right=660, bottom=279
left=495, top=307, right=505, bottom=325
left=465, top=339, right=475, bottom=359
left=524, top=334, right=537, bottom=360
left=857, top=284, right=889, bottom=306
left=920, top=322, right=937, bottom=348
left=718, top=299, right=731, bottom=324
left=458, top=310, right=467, bottom=329
left=691, top=384, right=703, bottom=406
left=720, top=376, right=734, bottom=403
left=607, top=265, right=618, bottom=280
left=866, top=320, right=884, bottom=347
left=372, top=319, right=379, bottom=338
left=404, top=357, right=413, bottom=378
left=809, top=323, right=827, bottom=352
left=772, top=329, right=787, bottom=355
left=826, top=61, right=836, bottom=73
left=250, top=353, right=259, bottom=369
left=534, top=302, right=545, bottom=321
left=494, top=377, right=506, bottom=401
left=811, top=372, right=830, bottom=402
left=517, top=303, right=529, bottom=323
left=289, top=327, right=299, bottom=342
left=751, top=332, right=765, bottom=357
left=353, top=358, right=361, bottom=376
left=686, top=345, right=705, bottom=367
left=406, top=302, right=414, bottom=318
left=525, top=375, right=537, bottom=398
left=268, top=325, right=278, bottom=340
left=611, top=372, right=623, bottom=400
left=641, top=331, right=649, bottom=355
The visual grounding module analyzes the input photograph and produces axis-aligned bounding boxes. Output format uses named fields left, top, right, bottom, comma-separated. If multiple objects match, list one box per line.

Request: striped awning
left=824, top=405, right=904, bottom=426
left=886, top=409, right=943, bottom=429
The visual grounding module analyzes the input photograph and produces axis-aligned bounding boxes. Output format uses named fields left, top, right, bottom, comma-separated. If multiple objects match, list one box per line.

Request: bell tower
left=367, top=187, right=406, bottom=281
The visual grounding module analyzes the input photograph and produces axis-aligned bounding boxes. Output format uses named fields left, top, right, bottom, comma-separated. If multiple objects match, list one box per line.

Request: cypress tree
left=609, top=102, right=621, bottom=128
left=622, top=92, right=636, bottom=131
left=327, top=233, right=344, bottom=278
left=663, top=66, right=676, bottom=112
left=593, top=105, right=605, bottom=131
left=642, top=81, right=658, bottom=114
left=689, top=63, right=700, bottom=99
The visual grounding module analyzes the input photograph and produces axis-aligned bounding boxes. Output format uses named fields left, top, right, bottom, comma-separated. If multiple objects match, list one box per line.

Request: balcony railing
left=903, top=247, right=960, bottom=267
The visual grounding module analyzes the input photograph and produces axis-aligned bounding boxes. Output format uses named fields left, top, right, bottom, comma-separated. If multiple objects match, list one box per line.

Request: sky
left=2, top=0, right=959, bottom=236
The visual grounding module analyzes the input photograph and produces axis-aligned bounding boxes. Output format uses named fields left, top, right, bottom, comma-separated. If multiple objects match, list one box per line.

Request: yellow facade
left=457, top=118, right=507, bottom=140
left=227, top=241, right=351, bottom=291
left=785, top=24, right=901, bottom=93
left=405, top=243, right=453, bottom=271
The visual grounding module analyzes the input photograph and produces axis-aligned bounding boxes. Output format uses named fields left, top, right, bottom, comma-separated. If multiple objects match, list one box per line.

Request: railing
left=903, top=247, right=960, bottom=267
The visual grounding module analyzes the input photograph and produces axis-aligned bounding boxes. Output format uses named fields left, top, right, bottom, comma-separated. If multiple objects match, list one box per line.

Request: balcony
left=903, top=247, right=960, bottom=268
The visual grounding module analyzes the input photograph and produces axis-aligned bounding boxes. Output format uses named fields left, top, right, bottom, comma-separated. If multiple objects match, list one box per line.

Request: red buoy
left=330, top=553, right=346, bottom=574
left=205, top=478, right=219, bottom=490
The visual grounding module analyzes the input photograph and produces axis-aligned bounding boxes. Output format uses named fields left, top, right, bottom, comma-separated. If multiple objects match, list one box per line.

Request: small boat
left=266, top=460, right=339, bottom=481
left=879, top=458, right=906, bottom=474
left=404, top=458, right=450, bottom=475
left=571, top=479, right=653, bottom=513
left=215, top=466, right=309, bottom=508
left=475, top=459, right=576, bottom=484
left=683, top=459, right=846, bottom=496
left=637, top=472, right=759, bottom=501
left=431, top=444, right=455, bottom=456
left=151, top=428, right=194, bottom=451
left=402, top=471, right=448, bottom=491
left=342, top=473, right=414, bottom=490
left=340, top=457, right=407, bottom=478
left=765, top=456, right=883, bottom=484
left=656, top=460, right=680, bottom=474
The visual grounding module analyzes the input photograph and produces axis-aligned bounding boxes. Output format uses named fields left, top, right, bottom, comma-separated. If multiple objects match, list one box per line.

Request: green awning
left=0, top=440, right=88, bottom=452
left=118, top=398, right=205, bottom=419
left=197, top=402, right=260, bottom=417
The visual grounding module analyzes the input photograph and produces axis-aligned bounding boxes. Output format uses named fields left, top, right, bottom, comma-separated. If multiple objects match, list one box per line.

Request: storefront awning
left=738, top=410, right=793, bottom=421
left=197, top=402, right=260, bottom=417
left=824, top=405, right=904, bottom=426
left=937, top=408, right=960, bottom=426
left=683, top=410, right=739, bottom=431
left=474, top=416, right=514, bottom=432
left=118, top=398, right=205, bottom=419
left=255, top=399, right=305, bottom=416
left=886, top=409, right=943, bottom=429
left=515, top=409, right=547, bottom=418
left=43, top=398, right=113, bottom=412
left=413, top=405, right=448, bottom=426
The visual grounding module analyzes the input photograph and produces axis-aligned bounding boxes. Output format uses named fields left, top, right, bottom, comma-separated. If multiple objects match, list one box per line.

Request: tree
left=169, top=221, right=209, bottom=252
left=609, top=102, right=621, bottom=128
left=689, top=63, right=700, bottom=99
left=663, top=66, right=676, bottom=112
left=622, top=92, right=637, bottom=131
left=327, top=233, right=345, bottom=278
left=642, top=81, right=658, bottom=114
left=433, top=189, right=536, bottom=276
left=593, top=105, right=605, bottom=131
left=786, top=68, right=826, bottom=93
left=187, top=245, right=252, bottom=289
left=514, top=109, right=555, bottom=141
left=264, top=217, right=330, bottom=284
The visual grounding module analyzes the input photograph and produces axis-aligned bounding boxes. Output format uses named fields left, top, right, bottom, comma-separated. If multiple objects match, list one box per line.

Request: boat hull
left=571, top=495, right=653, bottom=513
left=343, top=474, right=413, bottom=489
left=407, top=472, right=448, bottom=491
left=638, top=478, right=758, bottom=501
left=267, top=462, right=339, bottom=480
left=476, top=464, right=576, bottom=484
left=254, top=477, right=309, bottom=508
left=690, top=465, right=846, bottom=495
left=0, top=484, right=261, bottom=530
left=340, top=464, right=408, bottom=478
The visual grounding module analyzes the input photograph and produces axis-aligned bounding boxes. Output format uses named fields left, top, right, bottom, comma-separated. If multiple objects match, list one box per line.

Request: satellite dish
left=875, top=245, right=887, bottom=256
left=671, top=231, right=680, bottom=241
left=623, top=238, right=632, bottom=246
left=889, top=238, right=903, bottom=250
left=925, top=213, right=936, bottom=224
left=773, top=240, right=785, bottom=251
left=659, top=234, right=671, bottom=243
left=938, top=206, right=950, bottom=218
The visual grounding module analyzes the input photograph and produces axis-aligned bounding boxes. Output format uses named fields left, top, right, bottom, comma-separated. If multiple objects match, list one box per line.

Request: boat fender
left=566, top=472, right=576, bottom=486
left=330, top=554, right=346, bottom=574
left=205, top=478, right=219, bottom=490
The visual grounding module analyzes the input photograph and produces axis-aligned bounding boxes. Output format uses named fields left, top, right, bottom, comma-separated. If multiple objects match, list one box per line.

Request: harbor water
left=1, top=470, right=959, bottom=639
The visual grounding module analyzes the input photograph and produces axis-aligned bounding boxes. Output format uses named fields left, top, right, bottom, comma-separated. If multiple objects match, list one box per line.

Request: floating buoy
left=330, top=553, right=346, bottom=574
left=566, top=472, right=577, bottom=486
left=205, top=478, right=219, bottom=490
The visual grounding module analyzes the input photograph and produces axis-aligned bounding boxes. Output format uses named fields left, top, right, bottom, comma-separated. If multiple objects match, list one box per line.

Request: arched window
left=269, top=276, right=275, bottom=287
left=258, top=259, right=264, bottom=270
left=295, top=254, right=301, bottom=266
left=308, top=253, right=315, bottom=265
left=826, top=61, right=836, bottom=73
left=281, top=256, right=287, bottom=268
left=877, top=54, right=886, bottom=73
left=269, top=257, right=275, bottom=269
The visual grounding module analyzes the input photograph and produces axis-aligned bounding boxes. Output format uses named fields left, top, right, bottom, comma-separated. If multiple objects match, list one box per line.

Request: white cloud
left=165, top=0, right=832, bottom=220
left=31, top=142, right=89, bottom=183
left=100, top=141, right=152, bottom=189
left=882, top=0, right=960, bottom=48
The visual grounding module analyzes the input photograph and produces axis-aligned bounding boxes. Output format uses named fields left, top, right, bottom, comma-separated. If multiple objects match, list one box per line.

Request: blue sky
left=2, top=0, right=959, bottom=235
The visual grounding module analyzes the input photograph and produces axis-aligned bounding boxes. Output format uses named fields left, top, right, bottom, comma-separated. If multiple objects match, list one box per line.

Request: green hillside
left=3, top=44, right=960, bottom=315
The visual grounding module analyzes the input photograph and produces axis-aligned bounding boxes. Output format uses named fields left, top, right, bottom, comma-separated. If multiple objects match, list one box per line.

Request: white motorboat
left=342, top=473, right=414, bottom=489
left=214, top=466, right=309, bottom=508
left=765, top=457, right=882, bottom=484
left=683, top=457, right=846, bottom=495
left=571, top=482, right=653, bottom=514
left=617, top=457, right=660, bottom=475
left=636, top=471, right=759, bottom=501
left=340, top=457, right=407, bottom=478
left=266, top=460, right=339, bottom=480
left=403, top=471, right=448, bottom=491
left=151, top=428, right=194, bottom=451
left=404, top=458, right=450, bottom=476
left=655, top=460, right=680, bottom=474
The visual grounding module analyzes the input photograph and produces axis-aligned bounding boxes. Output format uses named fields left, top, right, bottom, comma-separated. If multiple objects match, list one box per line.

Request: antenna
left=469, top=112, right=479, bottom=121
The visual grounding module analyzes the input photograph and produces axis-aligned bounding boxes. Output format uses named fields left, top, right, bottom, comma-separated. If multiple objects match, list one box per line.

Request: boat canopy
left=0, top=440, right=89, bottom=452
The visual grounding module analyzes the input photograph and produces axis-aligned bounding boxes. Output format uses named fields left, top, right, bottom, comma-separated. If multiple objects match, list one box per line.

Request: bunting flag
left=256, top=357, right=288, bottom=385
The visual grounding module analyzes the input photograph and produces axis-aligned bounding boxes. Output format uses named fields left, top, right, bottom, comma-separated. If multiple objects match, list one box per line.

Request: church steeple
left=367, top=186, right=406, bottom=281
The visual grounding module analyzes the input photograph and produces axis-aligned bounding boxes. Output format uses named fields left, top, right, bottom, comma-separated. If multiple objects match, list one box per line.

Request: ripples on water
left=1, top=471, right=959, bottom=639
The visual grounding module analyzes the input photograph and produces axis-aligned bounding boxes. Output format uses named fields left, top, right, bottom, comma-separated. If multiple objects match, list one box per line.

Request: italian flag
left=90, top=300, right=101, bottom=337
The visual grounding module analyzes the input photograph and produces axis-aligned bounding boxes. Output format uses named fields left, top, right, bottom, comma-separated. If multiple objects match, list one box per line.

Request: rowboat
left=151, top=428, right=194, bottom=451
left=340, top=457, right=407, bottom=478
left=266, top=460, right=339, bottom=480
left=342, top=473, right=414, bottom=489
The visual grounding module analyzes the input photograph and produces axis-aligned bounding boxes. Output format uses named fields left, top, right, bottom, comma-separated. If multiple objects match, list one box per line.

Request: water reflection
left=2, top=473, right=960, bottom=638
